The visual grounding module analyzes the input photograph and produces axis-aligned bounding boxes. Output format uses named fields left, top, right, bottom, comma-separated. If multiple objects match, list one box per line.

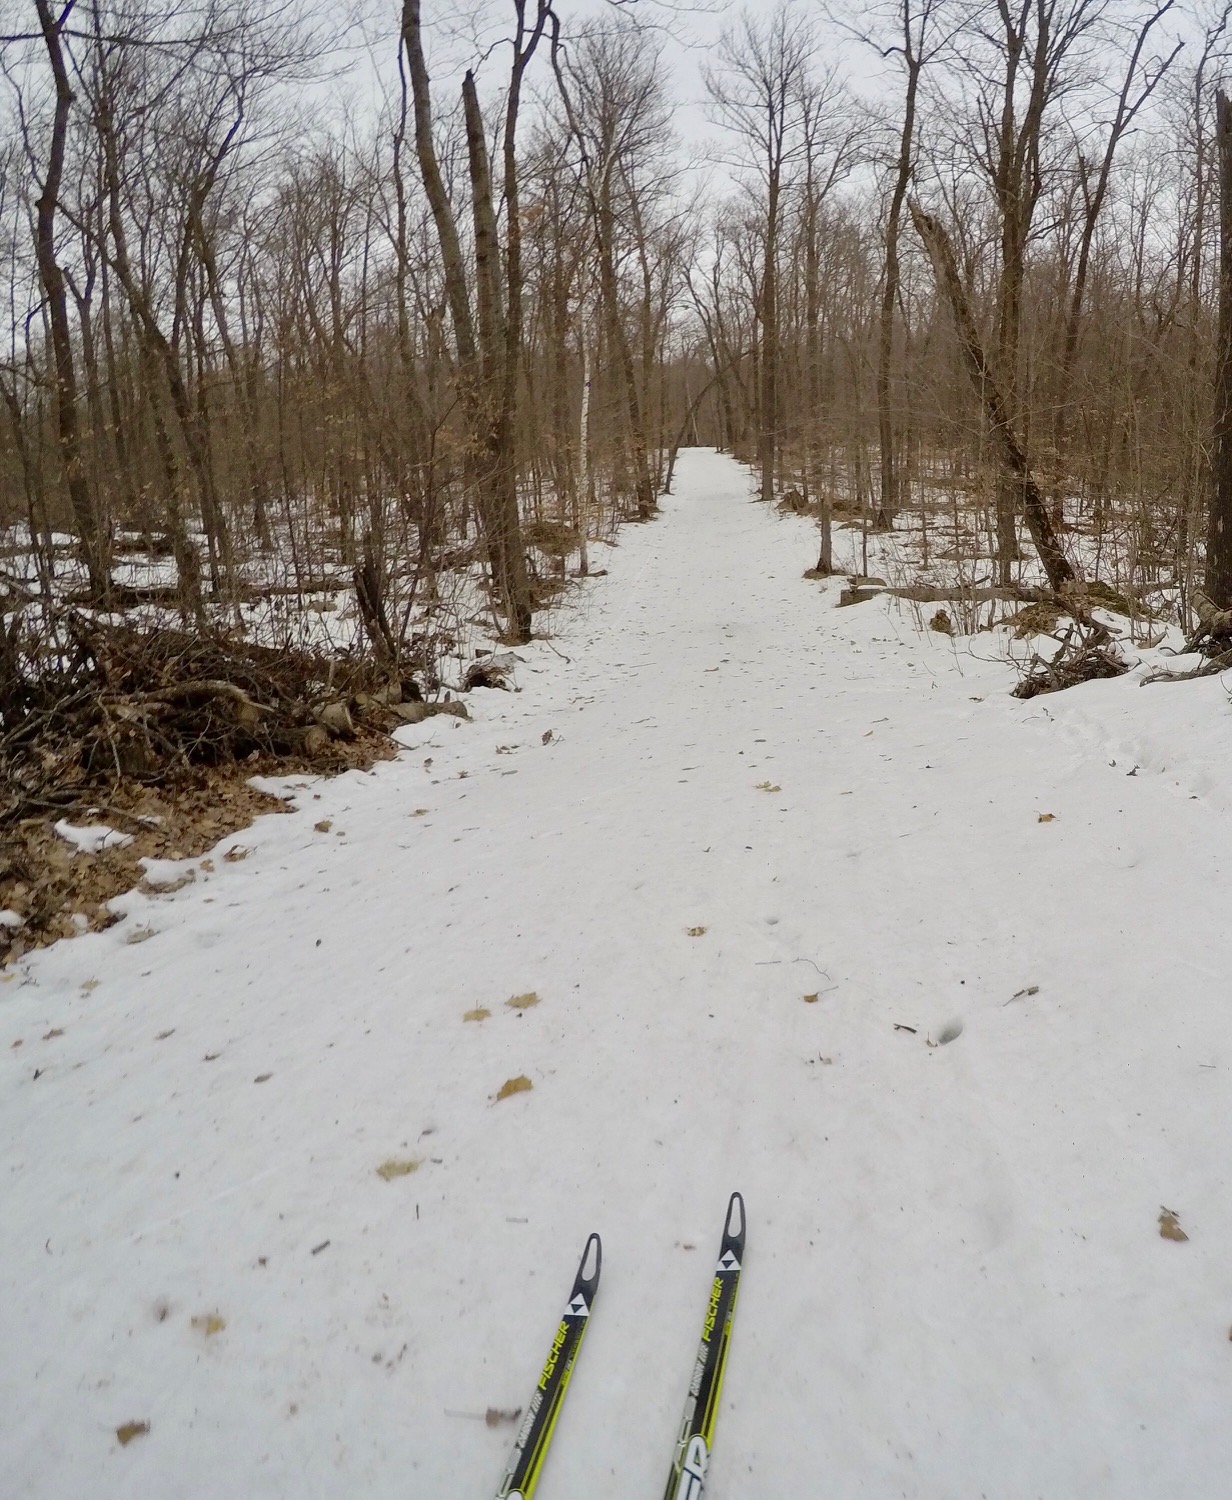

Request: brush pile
left=0, top=605, right=421, bottom=828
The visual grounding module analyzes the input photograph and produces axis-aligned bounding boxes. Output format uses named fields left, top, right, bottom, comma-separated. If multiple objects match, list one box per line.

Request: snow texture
left=52, top=821, right=135, bottom=856
left=3, top=450, right=1231, bottom=1497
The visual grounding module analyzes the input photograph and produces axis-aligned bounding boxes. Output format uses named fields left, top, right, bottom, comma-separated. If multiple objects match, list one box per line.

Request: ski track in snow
left=2, top=449, right=1231, bottom=1498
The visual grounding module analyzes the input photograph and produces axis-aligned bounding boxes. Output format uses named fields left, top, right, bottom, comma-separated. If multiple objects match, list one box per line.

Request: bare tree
left=28, top=0, right=109, bottom=598
left=1209, top=88, right=1232, bottom=607
left=706, top=3, right=819, bottom=504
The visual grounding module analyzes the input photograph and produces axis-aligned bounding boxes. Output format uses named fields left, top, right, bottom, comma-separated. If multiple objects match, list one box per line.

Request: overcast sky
left=335, top=0, right=884, bottom=204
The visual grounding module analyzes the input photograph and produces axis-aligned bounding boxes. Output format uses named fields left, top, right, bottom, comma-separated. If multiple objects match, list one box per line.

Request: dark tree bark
left=1208, top=90, right=1232, bottom=609
left=32, top=0, right=109, bottom=600
left=910, top=201, right=1075, bottom=593
left=403, top=0, right=532, bottom=642
left=876, top=0, right=931, bottom=532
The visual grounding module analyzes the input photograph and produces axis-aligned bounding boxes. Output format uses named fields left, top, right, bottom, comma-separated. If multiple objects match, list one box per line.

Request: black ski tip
left=573, top=1232, right=602, bottom=1301
left=723, top=1191, right=746, bottom=1257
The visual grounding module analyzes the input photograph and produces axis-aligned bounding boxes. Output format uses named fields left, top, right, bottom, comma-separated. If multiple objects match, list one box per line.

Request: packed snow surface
left=3, top=449, right=1231, bottom=1498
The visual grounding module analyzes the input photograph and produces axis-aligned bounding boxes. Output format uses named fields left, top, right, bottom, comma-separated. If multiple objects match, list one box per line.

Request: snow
left=52, top=820, right=135, bottom=855
left=3, top=448, right=1232, bottom=1497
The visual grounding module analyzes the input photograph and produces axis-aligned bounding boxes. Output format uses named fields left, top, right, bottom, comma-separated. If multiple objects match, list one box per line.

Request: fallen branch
left=1011, top=620, right=1127, bottom=699
left=909, top=200, right=1076, bottom=594
left=1141, top=646, right=1232, bottom=684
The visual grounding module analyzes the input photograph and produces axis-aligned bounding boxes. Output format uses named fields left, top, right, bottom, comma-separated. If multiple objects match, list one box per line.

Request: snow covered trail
left=4, top=447, right=1232, bottom=1498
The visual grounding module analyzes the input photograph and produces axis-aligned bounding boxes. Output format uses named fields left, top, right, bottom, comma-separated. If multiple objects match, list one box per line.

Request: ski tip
left=724, top=1191, right=746, bottom=1251
left=577, top=1232, right=602, bottom=1296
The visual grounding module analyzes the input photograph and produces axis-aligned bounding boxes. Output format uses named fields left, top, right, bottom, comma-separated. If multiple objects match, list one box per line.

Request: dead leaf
left=376, top=1157, right=422, bottom=1181
left=200, top=859, right=215, bottom=873
left=755, top=782, right=782, bottom=793
left=541, top=730, right=553, bottom=745
left=803, top=993, right=819, bottom=1004
left=496, top=1075, right=533, bottom=1102
left=1038, top=813, right=1057, bottom=823
left=505, top=992, right=540, bottom=1010
left=42, top=1028, right=64, bottom=1040
left=155, top=1030, right=175, bottom=1041
left=125, top=925, right=156, bottom=945
left=687, top=926, right=707, bottom=938
left=464, top=1008, right=491, bottom=1023
left=116, top=1421, right=149, bottom=1446
left=314, top=819, right=332, bottom=833
left=485, top=1406, right=522, bottom=1427
left=254, top=1073, right=272, bottom=1084
left=411, top=809, right=429, bottom=817
left=190, top=1314, right=226, bottom=1337
left=1159, top=1209, right=1189, bottom=1242
left=81, top=979, right=100, bottom=992
left=223, top=846, right=250, bottom=863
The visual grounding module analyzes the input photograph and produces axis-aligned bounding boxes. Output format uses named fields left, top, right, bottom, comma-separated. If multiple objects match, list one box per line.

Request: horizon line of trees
left=4, top=0, right=1232, bottom=655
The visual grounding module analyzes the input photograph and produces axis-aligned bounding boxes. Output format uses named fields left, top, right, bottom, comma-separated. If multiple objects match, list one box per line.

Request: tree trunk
left=1208, top=91, right=1232, bottom=608
left=910, top=202, right=1075, bottom=593
left=759, top=175, right=780, bottom=503
left=32, top=0, right=109, bottom=600
left=877, top=31, right=922, bottom=531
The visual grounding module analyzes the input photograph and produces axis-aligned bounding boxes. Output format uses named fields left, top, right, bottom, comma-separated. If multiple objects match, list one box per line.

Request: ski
left=662, top=1192, right=746, bottom=1500
left=494, top=1231, right=601, bottom=1500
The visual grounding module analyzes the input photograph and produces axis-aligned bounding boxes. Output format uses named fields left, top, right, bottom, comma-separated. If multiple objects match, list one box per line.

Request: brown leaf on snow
left=223, top=845, right=251, bottom=863
left=115, top=1421, right=150, bottom=1446
left=1037, top=813, right=1057, bottom=823
left=505, top=992, right=540, bottom=1010
left=253, top=1073, right=273, bottom=1084
left=686, top=926, right=707, bottom=937
left=314, top=819, right=333, bottom=833
left=485, top=1406, right=522, bottom=1427
left=496, top=1075, right=533, bottom=1102
left=42, top=1028, right=64, bottom=1040
left=81, top=978, right=100, bottom=992
left=377, top=1157, right=422, bottom=1181
left=756, top=782, right=782, bottom=793
left=464, top=1008, right=491, bottom=1022
left=190, top=1314, right=226, bottom=1337
left=1159, top=1209, right=1189, bottom=1242
left=803, top=994, right=819, bottom=1003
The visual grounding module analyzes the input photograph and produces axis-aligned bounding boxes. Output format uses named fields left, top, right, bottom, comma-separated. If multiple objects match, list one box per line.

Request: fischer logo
left=672, top=1435, right=709, bottom=1499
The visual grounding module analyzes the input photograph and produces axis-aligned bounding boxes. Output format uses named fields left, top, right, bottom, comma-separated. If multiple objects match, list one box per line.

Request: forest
left=4, top=6, right=1232, bottom=1496
left=5, top=2, right=1232, bottom=644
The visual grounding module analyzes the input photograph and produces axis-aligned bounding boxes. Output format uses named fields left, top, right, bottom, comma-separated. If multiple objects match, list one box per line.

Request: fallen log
left=909, top=201, right=1076, bottom=594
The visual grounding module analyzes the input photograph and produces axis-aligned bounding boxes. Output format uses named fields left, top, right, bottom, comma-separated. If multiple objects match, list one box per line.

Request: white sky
left=330, top=0, right=886, bottom=207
